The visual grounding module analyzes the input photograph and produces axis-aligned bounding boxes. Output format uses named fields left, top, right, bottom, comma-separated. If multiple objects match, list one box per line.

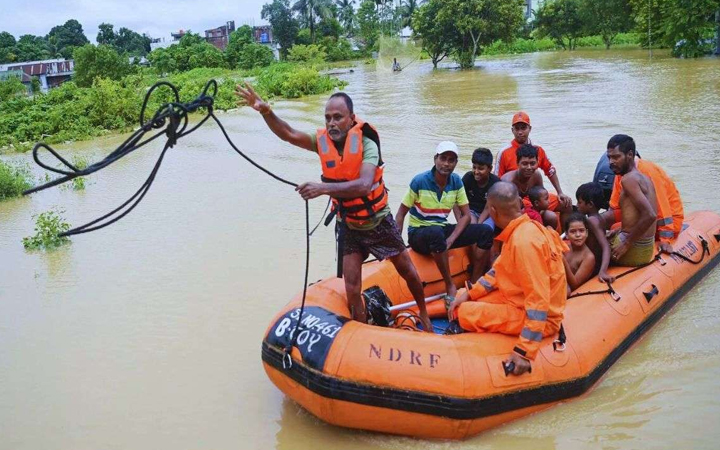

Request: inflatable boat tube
left=261, top=210, right=720, bottom=439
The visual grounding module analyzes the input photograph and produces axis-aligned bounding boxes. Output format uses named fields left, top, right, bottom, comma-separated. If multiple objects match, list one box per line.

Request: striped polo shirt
left=401, top=167, right=469, bottom=228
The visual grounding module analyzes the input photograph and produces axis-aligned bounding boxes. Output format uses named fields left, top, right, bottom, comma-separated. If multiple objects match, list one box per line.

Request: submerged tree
left=412, top=0, right=455, bottom=68
left=535, top=0, right=585, bottom=50
left=580, top=0, right=634, bottom=49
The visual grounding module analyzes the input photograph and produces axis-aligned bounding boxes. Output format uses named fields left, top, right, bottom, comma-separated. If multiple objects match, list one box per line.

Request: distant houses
left=0, top=59, right=74, bottom=93
left=0, top=20, right=281, bottom=94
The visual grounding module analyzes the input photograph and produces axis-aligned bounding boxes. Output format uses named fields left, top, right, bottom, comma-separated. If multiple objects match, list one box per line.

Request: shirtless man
left=501, top=144, right=559, bottom=228
left=605, top=135, right=657, bottom=266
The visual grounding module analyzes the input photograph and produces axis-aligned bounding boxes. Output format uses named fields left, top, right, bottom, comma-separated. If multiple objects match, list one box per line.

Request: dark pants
left=408, top=223, right=494, bottom=255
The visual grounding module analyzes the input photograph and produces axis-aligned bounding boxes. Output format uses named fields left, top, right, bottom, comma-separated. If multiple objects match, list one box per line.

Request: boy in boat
left=495, top=111, right=572, bottom=210
left=501, top=144, right=562, bottom=229
left=527, top=186, right=559, bottom=230
left=235, top=84, right=433, bottom=332
left=395, top=142, right=495, bottom=304
left=575, top=182, right=614, bottom=283
left=601, top=135, right=658, bottom=266
left=448, top=182, right=568, bottom=376
left=461, top=148, right=501, bottom=225
left=563, top=212, right=596, bottom=293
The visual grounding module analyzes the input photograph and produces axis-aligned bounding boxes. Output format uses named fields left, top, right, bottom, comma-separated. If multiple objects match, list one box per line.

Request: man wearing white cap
left=396, top=142, right=495, bottom=304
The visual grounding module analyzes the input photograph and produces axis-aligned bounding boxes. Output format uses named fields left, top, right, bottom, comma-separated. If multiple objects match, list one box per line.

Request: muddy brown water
left=2, top=49, right=720, bottom=449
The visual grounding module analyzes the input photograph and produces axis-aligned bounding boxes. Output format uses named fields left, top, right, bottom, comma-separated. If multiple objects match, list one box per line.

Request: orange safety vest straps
left=316, top=119, right=388, bottom=224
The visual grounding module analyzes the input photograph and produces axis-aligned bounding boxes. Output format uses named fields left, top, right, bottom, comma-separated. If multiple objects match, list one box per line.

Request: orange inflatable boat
left=261, top=210, right=720, bottom=440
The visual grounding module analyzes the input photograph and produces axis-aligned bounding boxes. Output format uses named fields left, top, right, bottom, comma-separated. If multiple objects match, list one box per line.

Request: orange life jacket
left=316, top=119, right=387, bottom=225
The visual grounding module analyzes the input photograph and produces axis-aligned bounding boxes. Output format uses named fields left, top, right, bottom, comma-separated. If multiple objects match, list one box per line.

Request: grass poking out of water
left=22, top=209, right=71, bottom=250
left=0, top=159, right=33, bottom=200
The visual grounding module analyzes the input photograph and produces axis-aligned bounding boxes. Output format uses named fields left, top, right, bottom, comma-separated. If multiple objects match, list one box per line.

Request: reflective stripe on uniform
left=349, top=133, right=359, bottom=154
left=521, top=327, right=543, bottom=342
left=319, top=135, right=330, bottom=154
left=526, top=309, right=548, bottom=322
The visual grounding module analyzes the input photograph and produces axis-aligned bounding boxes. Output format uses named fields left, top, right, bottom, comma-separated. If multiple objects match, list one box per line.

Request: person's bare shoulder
left=501, top=171, right=516, bottom=182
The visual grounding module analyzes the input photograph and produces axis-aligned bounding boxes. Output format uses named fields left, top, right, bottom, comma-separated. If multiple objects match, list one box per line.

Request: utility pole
left=648, top=0, right=654, bottom=58
left=715, top=9, right=720, bottom=56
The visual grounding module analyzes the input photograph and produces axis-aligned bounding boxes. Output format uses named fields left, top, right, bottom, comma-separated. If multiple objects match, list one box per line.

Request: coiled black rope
left=23, top=79, right=314, bottom=370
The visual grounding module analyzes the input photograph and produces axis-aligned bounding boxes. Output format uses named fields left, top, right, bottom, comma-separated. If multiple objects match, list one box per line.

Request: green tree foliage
left=225, top=26, right=254, bottom=68
left=262, top=0, right=300, bottom=59
left=0, top=31, right=17, bottom=63
left=296, top=28, right=314, bottom=45
left=399, top=0, right=421, bottom=29
left=293, top=0, right=334, bottom=42
left=661, top=0, right=718, bottom=57
left=319, top=36, right=354, bottom=60
left=335, top=0, right=356, bottom=35
left=535, top=0, right=585, bottom=50
left=96, top=23, right=151, bottom=56
left=318, top=17, right=344, bottom=39
left=0, top=76, right=26, bottom=101
left=147, top=32, right=227, bottom=74
left=413, top=0, right=456, bottom=68
left=288, top=43, right=328, bottom=64
left=238, top=43, right=276, bottom=69
left=47, top=19, right=90, bottom=59
left=432, top=0, right=524, bottom=69
left=356, top=0, right=381, bottom=50
left=72, top=44, right=133, bottom=87
left=580, top=0, right=634, bottom=49
left=15, top=35, right=53, bottom=62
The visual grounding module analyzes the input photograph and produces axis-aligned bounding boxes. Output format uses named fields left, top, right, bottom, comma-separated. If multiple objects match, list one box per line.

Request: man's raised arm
left=235, top=82, right=314, bottom=152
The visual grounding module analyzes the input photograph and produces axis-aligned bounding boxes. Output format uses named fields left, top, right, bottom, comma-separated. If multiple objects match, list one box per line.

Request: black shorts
left=408, top=223, right=494, bottom=255
left=340, top=215, right=407, bottom=261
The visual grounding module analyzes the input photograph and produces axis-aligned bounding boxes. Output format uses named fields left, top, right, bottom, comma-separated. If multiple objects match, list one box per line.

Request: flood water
left=2, top=49, right=720, bottom=449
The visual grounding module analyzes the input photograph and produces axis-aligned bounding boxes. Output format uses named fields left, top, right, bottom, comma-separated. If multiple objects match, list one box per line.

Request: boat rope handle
left=569, top=235, right=710, bottom=300
left=22, top=79, right=314, bottom=370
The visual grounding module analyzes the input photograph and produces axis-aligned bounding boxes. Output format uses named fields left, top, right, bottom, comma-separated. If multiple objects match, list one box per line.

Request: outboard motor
left=593, top=153, right=614, bottom=209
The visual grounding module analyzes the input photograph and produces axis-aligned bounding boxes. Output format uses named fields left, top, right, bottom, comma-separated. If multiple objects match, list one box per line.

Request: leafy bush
left=70, top=155, right=89, bottom=190
left=22, top=209, right=71, bottom=250
left=0, top=77, right=27, bottom=101
left=73, top=44, right=134, bottom=87
left=0, top=159, right=33, bottom=200
left=320, top=37, right=355, bottom=62
left=255, top=63, right=347, bottom=99
left=295, top=29, right=312, bottom=46
left=287, top=44, right=327, bottom=65
left=238, top=43, right=275, bottom=70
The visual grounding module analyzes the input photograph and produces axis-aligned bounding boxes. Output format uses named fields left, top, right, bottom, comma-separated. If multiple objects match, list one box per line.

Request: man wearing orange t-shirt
left=448, top=182, right=568, bottom=376
left=495, top=112, right=572, bottom=211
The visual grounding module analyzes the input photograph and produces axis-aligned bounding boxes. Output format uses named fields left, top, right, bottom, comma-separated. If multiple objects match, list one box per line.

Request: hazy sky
left=0, top=0, right=272, bottom=42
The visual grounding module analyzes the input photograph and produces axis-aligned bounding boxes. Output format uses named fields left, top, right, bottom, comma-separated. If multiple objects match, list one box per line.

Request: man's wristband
left=260, top=108, right=272, bottom=116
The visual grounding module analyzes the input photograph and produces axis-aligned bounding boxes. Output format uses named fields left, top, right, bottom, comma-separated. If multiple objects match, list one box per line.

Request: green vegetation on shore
left=482, top=33, right=641, bottom=56
left=0, top=64, right=347, bottom=153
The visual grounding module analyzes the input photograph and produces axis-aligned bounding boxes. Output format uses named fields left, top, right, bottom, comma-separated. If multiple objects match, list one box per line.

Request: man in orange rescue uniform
left=448, top=182, right=568, bottom=376
left=495, top=112, right=572, bottom=211
left=235, top=84, right=432, bottom=332
left=603, top=136, right=684, bottom=253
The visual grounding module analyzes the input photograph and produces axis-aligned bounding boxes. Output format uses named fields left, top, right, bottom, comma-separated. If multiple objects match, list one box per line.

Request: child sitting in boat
left=527, top=185, right=559, bottom=230
left=562, top=212, right=596, bottom=293
left=576, top=182, right=614, bottom=283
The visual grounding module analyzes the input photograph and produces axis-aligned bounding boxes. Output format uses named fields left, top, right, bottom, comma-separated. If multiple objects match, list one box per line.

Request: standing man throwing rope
left=235, top=84, right=432, bottom=332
